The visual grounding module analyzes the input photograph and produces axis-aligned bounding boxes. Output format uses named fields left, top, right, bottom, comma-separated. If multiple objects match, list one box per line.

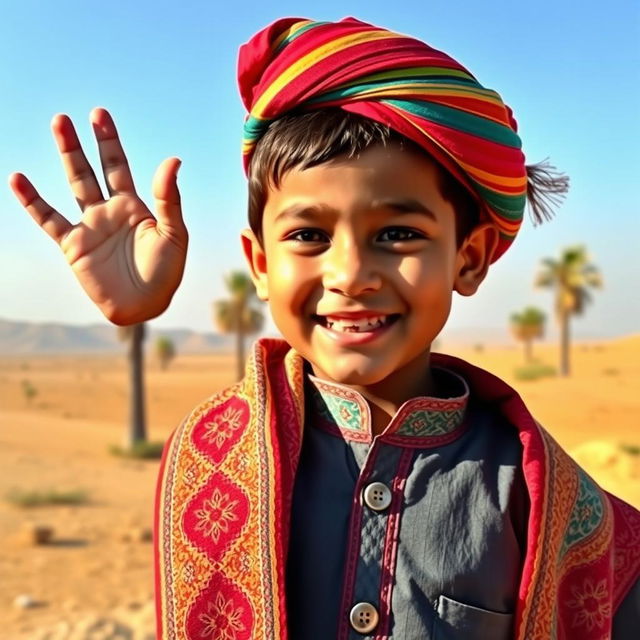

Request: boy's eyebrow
left=371, top=198, right=438, bottom=220
left=274, top=199, right=437, bottom=222
left=274, top=204, right=333, bottom=223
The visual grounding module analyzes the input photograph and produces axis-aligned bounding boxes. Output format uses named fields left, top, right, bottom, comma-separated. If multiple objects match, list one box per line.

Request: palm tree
left=510, top=306, right=546, bottom=363
left=155, top=336, right=176, bottom=371
left=535, top=246, right=602, bottom=376
left=213, top=271, right=264, bottom=381
left=117, top=323, right=147, bottom=446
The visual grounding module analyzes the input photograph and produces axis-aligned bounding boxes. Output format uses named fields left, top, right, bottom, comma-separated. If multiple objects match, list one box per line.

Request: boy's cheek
left=266, top=258, right=298, bottom=283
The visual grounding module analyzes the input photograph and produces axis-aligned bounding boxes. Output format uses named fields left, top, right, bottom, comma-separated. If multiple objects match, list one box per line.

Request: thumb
left=152, top=157, right=185, bottom=233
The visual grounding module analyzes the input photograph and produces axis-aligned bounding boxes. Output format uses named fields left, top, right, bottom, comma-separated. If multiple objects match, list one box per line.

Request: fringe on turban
left=237, top=17, right=568, bottom=261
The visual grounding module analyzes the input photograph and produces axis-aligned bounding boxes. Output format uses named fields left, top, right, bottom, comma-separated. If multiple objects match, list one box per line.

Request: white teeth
left=323, top=315, right=389, bottom=333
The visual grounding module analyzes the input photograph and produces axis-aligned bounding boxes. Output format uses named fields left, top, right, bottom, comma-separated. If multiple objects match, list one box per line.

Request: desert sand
left=0, top=338, right=638, bottom=638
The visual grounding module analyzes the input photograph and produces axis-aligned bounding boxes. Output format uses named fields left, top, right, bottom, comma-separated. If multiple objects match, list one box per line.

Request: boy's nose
left=321, top=241, right=382, bottom=296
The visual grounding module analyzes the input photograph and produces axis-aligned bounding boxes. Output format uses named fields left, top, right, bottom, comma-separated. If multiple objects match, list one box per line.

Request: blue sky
left=1, top=0, right=639, bottom=338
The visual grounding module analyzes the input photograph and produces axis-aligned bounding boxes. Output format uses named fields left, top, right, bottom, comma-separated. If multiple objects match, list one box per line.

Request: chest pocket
left=433, top=595, right=513, bottom=640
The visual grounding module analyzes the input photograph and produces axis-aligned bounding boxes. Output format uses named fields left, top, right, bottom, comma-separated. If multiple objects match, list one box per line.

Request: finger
left=9, top=172, right=72, bottom=244
left=152, top=157, right=185, bottom=233
left=51, top=114, right=104, bottom=210
left=90, top=107, right=136, bottom=196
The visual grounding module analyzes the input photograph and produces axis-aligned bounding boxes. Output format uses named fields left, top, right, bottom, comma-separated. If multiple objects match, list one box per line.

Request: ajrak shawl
left=238, top=17, right=568, bottom=262
left=154, top=338, right=640, bottom=640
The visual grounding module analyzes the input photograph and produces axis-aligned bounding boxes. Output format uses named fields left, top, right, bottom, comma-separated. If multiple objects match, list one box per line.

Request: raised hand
left=8, top=108, right=188, bottom=325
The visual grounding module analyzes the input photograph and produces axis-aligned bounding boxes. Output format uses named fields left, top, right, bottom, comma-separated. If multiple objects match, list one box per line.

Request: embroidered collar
left=306, top=367, right=469, bottom=445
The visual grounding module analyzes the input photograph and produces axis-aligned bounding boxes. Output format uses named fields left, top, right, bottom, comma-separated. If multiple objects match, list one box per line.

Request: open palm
left=9, top=108, right=188, bottom=325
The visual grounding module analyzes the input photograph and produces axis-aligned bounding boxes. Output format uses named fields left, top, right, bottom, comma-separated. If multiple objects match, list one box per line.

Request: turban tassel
left=526, top=160, right=570, bottom=225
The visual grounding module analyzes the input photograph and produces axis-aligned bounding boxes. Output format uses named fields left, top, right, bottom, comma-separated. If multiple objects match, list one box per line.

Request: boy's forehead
left=264, top=147, right=452, bottom=223
left=238, top=16, right=530, bottom=261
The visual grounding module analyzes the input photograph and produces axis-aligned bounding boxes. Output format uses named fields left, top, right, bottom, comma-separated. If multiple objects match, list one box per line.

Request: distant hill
left=0, top=318, right=234, bottom=355
left=0, top=317, right=511, bottom=355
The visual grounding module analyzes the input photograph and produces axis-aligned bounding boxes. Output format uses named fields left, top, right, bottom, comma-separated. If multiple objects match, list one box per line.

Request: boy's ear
left=241, top=228, right=269, bottom=301
left=454, top=223, right=499, bottom=297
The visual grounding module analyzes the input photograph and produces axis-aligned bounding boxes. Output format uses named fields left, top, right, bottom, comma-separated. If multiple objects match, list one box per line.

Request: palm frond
left=534, top=272, right=556, bottom=288
left=537, top=246, right=602, bottom=313
left=510, top=306, right=545, bottom=341
left=224, top=271, right=256, bottom=302
left=213, top=273, right=265, bottom=336
left=213, top=300, right=236, bottom=334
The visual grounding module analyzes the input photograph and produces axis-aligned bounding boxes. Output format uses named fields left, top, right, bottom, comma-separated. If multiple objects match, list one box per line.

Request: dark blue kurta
left=286, top=366, right=639, bottom=639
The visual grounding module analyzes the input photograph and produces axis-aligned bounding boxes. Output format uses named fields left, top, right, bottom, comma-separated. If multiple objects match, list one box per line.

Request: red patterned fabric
left=154, top=338, right=639, bottom=639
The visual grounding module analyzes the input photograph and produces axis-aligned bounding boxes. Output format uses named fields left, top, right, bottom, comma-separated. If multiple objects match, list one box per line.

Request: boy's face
left=242, top=144, right=496, bottom=395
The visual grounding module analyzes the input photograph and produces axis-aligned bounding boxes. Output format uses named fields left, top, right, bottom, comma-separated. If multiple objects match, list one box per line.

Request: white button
left=349, top=602, right=379, bottom=634
left=363, top=482, right=392, bottom=511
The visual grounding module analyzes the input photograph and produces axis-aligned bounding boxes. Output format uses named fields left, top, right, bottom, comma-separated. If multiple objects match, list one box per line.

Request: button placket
left=340, top=444, right=403, bottom=639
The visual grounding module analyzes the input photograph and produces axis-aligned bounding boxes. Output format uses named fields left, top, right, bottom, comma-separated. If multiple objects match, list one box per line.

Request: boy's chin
left=307, top=356, right=396, bottom=388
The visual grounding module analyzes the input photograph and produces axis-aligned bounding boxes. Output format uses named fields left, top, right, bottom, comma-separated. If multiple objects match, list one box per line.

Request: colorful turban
left=238, top=17, right=567, bottom=260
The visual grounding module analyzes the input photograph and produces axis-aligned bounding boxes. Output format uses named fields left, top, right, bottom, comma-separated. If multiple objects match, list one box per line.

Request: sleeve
left=612, top=578, right=640, bottom=640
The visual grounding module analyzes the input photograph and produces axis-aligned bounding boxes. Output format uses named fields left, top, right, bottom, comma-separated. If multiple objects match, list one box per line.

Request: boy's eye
left=377, top=227, right=425, bottom=242
left=286, top=229, right=328, bottom=243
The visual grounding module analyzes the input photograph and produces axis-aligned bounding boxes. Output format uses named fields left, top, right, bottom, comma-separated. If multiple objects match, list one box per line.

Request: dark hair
left=247, top=108, right=478, bottom=244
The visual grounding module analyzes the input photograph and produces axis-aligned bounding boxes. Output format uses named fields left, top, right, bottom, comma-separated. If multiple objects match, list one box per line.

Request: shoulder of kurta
left=176, top=379, right=247, bottom=435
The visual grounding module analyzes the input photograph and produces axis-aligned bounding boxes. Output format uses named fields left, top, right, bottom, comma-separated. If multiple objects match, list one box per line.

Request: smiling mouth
left=313, top=314, right=400, bottom=334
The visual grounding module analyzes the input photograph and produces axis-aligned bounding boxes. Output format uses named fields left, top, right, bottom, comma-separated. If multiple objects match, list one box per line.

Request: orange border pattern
left=516, top=429, right=622, bottom=639
left=155, top=340, right=306, bottom=639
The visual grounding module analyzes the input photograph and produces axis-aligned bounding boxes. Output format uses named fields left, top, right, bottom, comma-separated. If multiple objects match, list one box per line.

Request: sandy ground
left=0, top=339, right=638, bottom=637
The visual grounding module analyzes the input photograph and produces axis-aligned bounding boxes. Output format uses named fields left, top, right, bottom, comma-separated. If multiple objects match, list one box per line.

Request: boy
left=10, top=16, right=639, bottom=640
